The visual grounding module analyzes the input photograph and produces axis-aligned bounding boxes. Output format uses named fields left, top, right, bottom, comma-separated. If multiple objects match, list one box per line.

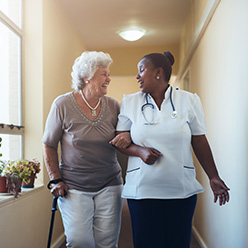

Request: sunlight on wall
left=179, top=0, right=248, bottom=247
left=107, top=76, right=139, bottom=103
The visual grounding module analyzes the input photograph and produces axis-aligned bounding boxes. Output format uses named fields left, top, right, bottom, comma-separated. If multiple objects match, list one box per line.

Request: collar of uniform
left=146, top=85, right=171, bottom=100
left=163, top=85, right=171, bottom=101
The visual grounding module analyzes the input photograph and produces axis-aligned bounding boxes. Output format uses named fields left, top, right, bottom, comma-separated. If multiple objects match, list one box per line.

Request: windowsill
left=0, top=184, right=44, bottom=208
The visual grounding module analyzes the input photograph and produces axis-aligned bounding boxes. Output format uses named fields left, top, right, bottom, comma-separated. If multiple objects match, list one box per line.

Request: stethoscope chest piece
left=171, top=111, right=178, bottom=119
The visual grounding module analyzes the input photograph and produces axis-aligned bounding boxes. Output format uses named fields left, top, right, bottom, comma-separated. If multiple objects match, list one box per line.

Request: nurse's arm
left=191, top=135, right=230, bottom=205
left=110, top=131, right=162, bottom=165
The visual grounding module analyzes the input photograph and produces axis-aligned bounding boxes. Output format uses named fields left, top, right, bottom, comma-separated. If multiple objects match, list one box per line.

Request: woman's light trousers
left=58, top=185, right=123, bottom=248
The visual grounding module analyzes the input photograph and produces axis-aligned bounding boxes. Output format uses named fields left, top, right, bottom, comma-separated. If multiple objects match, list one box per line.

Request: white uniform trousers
left=58, top=185, right=123, bottom=248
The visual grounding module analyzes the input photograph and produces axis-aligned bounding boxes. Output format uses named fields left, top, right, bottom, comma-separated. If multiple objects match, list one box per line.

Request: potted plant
left=21, top=159, right=41, bottom=188
left=2, top=159, right=41, bottom=197
left=0, top=160, right=8, bottom=194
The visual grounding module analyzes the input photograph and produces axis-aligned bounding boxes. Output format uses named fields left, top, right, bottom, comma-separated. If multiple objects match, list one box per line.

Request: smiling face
left=88, top=67, right=111, bottom=97
left=136, top=58, right=158, bottom=94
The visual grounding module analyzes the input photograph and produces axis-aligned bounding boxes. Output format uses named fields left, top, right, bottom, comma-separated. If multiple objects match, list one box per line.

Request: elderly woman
left=42, top=51, right=130, bottom=248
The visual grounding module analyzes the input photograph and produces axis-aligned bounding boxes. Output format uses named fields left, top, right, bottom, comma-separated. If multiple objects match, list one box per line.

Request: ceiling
left=57, top=0, right=191, bottom=50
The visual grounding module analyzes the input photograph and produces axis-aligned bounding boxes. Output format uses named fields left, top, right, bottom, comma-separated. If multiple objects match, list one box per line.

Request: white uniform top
left=116, top=86, right=207, bottom=199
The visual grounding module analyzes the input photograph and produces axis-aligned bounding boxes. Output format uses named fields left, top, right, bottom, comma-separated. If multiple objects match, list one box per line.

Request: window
left=0, top=0, right=23, bottom=160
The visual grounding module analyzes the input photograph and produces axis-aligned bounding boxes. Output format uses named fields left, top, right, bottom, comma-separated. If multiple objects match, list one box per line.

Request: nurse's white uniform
left=117, top=86, right=207, bottom=200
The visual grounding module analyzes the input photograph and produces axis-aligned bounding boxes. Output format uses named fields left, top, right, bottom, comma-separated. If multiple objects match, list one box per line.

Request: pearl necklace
left=80, top=90, right=101, bottom=116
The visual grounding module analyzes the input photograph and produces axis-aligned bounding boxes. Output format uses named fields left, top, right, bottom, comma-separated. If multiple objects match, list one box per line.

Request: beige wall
left=107, top=76, right=139, bottom=103
left=43, top=0, right=86, bottom=114
left=179, top=0, right=208, bottom=67
left=0, top=0, right=86, bottom=247
left=178, top=0, right=248, bottom=247
left=104, top=44, right=180, bottom=76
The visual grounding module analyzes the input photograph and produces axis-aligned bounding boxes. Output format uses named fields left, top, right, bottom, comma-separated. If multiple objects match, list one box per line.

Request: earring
left=85, top=80, right=89, bottom=84
left=156, top=76, right=160, bottom=80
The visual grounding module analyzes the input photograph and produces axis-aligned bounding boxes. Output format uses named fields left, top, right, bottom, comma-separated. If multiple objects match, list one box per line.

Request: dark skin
left=191, top=135, right=230, bottom=205
left=110, top=58, right=230, bottom=206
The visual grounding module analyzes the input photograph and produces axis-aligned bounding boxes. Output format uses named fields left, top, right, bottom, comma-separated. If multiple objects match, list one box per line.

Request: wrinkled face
left=136, top=58, right=157, bottom=94
left=89, top=67, right=111, bottom=96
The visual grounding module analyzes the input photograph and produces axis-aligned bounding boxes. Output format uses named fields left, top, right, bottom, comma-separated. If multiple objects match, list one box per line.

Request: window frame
left=0, top=2, right=24, bottom=159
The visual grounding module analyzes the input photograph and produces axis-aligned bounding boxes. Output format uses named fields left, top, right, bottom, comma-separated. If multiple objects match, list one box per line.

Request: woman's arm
left=43, top=144, right=68, bottom=197
left=110, top=131, right=162, bottom=165
left=191, top=135, right=230, bottom=205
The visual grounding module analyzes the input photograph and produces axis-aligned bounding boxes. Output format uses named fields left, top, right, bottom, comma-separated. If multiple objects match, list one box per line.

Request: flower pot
left=22, top=173, right=36, bottom=188
left=0, top=176, right=8, bottom=193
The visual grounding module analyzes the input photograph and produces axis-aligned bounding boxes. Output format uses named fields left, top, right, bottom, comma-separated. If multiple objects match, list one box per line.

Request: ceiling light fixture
left=118, top=28, right=146, bottom=41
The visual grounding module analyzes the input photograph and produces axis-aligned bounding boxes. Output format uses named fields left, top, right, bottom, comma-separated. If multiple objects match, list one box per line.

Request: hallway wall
left=178, top=0, right=248, bottom=247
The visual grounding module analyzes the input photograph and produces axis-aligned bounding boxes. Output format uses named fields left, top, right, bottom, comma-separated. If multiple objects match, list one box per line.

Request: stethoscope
left=141, top=86, right=178, bottom=125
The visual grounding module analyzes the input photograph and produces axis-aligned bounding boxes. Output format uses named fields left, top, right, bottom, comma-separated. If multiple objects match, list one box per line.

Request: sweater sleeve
left=42, top=100, right=64, bottom=148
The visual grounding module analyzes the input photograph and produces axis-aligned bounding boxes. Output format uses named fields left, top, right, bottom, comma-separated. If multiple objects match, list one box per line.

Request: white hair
left=71, top=51, right=113, bottom=90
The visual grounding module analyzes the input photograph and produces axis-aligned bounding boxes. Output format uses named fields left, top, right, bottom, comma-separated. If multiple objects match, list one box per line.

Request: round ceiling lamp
left=118, top=28, right=146, bottom=41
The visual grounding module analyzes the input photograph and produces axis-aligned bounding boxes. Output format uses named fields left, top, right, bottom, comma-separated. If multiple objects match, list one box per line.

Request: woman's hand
left=138, top=147, right=162, bottom=165
left=110, top=132, right=162, bottom=164
left=210, top=176, right=230, bottom=206
left=50, top=181, right=68, bottom=198
left=110, top=132, right=131, bottom=149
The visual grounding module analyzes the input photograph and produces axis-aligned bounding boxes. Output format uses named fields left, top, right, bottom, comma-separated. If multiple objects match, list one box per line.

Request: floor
left=60, top=199, right=201, bottom=248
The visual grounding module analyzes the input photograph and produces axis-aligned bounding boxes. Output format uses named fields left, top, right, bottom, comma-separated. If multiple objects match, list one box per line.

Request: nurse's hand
left=110, top=132, right=131, bottom=149
left=138, top=147, right=162, bottom=165
left=210, top=176, right=230, bottom=206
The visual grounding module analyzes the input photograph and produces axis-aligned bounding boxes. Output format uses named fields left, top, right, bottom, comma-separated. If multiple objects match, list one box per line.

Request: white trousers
left=58, top=185, right=123, bottom=248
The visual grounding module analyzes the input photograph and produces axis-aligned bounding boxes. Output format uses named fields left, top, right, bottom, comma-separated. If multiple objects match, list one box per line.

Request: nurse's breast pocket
left=183, top=165, right=195, bottom=169
left=126, top=167, right=141, bottom=173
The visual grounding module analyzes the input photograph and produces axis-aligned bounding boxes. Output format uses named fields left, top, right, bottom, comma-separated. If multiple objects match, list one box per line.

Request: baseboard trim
left=52, top=234, right=66, bottom=248
left=192, top=226, right=208, bottom=248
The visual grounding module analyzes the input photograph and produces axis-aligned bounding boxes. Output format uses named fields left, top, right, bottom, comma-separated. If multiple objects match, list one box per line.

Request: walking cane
left=47, top=196, right=58, bottom=248
left=47, top=180, right=67, bottom=248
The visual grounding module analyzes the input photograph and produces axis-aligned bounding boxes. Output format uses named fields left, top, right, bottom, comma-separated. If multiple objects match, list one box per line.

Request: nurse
left=110, top=51, right=230, bottom=248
